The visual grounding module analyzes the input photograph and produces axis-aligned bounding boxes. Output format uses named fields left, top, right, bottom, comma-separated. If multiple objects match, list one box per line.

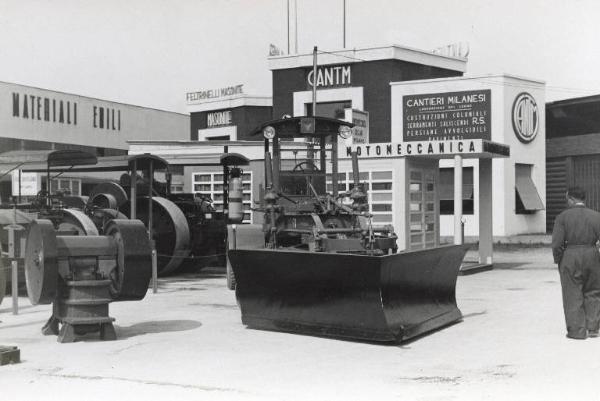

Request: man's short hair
left=567, top=186, right=586, bottom=201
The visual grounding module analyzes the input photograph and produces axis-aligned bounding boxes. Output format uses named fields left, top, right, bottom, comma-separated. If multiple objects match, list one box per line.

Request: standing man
left=552, top=187, right=600, bottom=339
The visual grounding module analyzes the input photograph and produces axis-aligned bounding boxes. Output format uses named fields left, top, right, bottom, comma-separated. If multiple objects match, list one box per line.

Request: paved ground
left=1, top=246, right=598, bottom=401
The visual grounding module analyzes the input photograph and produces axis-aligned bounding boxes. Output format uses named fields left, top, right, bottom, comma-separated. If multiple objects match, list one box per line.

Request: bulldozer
left=227, top=116, right=469, bottom=343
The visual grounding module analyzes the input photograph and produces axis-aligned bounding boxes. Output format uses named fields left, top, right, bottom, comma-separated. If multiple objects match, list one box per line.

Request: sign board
left=11, top=171, right=39, bottom=196
left=403, top=89, right=491, bottom=141
left=346, top=139, right=509, bottom=159
left=307, top=65, right=351, bottom=88
left=344, top=108, right=369, bottom=144
left=207, top=110, right=232, bottom=127
left=186, top=84, right=244, bottom=103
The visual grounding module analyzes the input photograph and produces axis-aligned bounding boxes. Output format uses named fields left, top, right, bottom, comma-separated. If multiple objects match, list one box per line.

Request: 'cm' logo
left=512, top=92, right=539, bottom=143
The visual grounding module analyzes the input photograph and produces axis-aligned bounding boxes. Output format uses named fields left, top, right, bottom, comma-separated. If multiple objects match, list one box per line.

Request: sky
left=1, top=0, right=599, bottom=113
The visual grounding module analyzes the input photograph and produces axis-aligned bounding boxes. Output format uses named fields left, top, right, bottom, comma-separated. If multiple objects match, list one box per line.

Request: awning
left=515, top=165, right=544, bottom=210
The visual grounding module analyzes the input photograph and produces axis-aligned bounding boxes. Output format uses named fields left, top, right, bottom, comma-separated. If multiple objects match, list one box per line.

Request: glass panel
left=214, top=184, right=224, bottom=192
left=410, top=202, right=421, bottom=212
left=194, top=184, right=211, bottom=191
left=349, top=183, right=369, bottom=190
left=410, top=170, right=422, bottom=180
left=195, top=174, right=211, bottom=182
left=214, top=174, right=224, bottom=181
left=425, top=233, right=435, bottom=243
left=372, top=171, right=392, bottom=180
left=242, top=173, right=251, bottom=181
left=410, top=223, right=422, bottom=232
left=372, top=214, right=392, bottom=223
left=410, top=233, right=423, bottom=243
left=409, top=182, right=421, bottom=192
left=426, top=182, right=434, bottom=192
left=424, top=192, right=434, bottom=201
left=426, top=203, right=435, bottom=212
left=243, top=183, right=251, bottom=190
left=359, top=172, right=369, bottom=181
left=372, top=193, right=392, bottom=201
left=410, top=213, right=422, bottom=222
left=372, top=204, right=392, bottom=212
left=426, top=223, right=435, bottom=232
left=372, top=182, right=392, bottom=190
left=243, top=213, right=251, bottom=221
left=243, top=193, right=251, bottom=201
left=410, top=192, right=421, bottom=201
left=71, top=182, right=80, bottom=196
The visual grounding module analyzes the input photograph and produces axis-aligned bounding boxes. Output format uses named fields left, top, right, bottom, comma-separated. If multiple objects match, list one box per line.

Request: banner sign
left=403, top=89, right=491, bottom=141
left=346, top=139, right=509, bottom=159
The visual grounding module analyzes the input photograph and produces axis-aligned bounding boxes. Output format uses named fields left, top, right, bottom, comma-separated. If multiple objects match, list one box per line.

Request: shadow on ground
left=115, top=320, right=202, bottom=339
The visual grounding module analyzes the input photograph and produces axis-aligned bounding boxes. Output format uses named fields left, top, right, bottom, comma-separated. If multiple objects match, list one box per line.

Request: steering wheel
left=292, top=160, right=318, bottom=172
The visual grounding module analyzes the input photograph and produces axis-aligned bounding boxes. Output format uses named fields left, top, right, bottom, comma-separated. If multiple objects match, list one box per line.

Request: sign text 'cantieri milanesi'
left=347, top=140, right=483, bottom=158
left=403, top=89, right=491, bottom=141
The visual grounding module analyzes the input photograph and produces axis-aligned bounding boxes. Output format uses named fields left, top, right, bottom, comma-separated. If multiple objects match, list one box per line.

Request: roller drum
left=120, top=197, right=190, bottom=275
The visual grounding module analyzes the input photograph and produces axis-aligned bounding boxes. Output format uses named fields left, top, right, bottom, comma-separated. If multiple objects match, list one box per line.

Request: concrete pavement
left=1, top=246, right=599, bottom=401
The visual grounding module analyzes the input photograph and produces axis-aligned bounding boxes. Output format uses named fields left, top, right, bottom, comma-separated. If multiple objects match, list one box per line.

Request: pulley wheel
left=88, top=182, right=128, bottom=210
left=104, top=219, right=152, bottom=301
left=90, top=208, right=128, bottom=234
left=120, top=197, right=190, bottom=275
left=24, top=220, right=58, bottom=305
left=57, top=209, right=99, bottom=236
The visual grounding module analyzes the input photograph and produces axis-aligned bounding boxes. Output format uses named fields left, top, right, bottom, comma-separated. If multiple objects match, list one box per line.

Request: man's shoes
left=588, top=330, right=599, bottom=338
left=566, top=333, right=587, bottom=340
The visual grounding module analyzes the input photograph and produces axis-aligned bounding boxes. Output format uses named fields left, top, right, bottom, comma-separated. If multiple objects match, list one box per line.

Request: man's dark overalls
left=552, top=204, right=600, bottom=339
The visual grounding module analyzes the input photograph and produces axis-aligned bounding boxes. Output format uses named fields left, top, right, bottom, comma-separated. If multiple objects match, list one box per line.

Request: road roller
left=27, top=152, right=250, bottom=276
left=24, top=218, right=152, bottom=342
left=227, top=116, right=469, bottom=343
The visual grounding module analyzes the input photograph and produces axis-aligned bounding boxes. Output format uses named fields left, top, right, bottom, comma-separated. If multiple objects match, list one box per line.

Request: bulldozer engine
left=227, top=116, right=469, bottom=343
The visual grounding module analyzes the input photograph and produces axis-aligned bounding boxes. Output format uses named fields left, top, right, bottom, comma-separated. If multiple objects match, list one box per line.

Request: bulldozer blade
left=228, top=244, right=469, bottom=343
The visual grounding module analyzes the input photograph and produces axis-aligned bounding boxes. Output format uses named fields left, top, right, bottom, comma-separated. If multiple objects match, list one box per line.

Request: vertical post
left=453, top=155, right=463, bottom=245
left=332, top=137, right=338, bottom=198
left=151, top=240, right=157, bottom=294
left=478, top=158, right=494, bottom=265
left=223, top=145, right=230, bottom=218
left=148, top=160, right=154, bottom=242
left=18, top=169, right=22, bottom=204
left=7, top=227, right=18, bottom=315
left=312, top=46, right=318, bottom=117
left=343, top=0, right=346, bottom=48
left=11, top=259, right=18, bottom=315
left=130, top=159, right=137, bottom=220
left=287, top=0, right=290, bottom=54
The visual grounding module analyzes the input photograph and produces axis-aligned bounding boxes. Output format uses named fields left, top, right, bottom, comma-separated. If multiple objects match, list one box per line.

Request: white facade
left=1, top=81, right=189, bottom=150
left=390, top=74, right=546, bottom=237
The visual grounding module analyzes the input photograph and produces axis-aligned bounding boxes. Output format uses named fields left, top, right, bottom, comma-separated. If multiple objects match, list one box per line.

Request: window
left=515, top=163, right=544, bottom=214
left=306, top=101, right=352, bottom=119
left=192, top=172, right=253, bottom=223
left=50, top=178, right=81, bottom=196
left=326, top=170, right=393, bottom=225
left=409, top=169, right=436, bottom=250
left=439, top=167, right=474, bottom=215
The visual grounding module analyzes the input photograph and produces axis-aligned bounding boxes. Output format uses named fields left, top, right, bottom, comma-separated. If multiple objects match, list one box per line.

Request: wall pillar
left=478, top=158, right=493, bottom=264
left=454, top=155, right=463, bottom=245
